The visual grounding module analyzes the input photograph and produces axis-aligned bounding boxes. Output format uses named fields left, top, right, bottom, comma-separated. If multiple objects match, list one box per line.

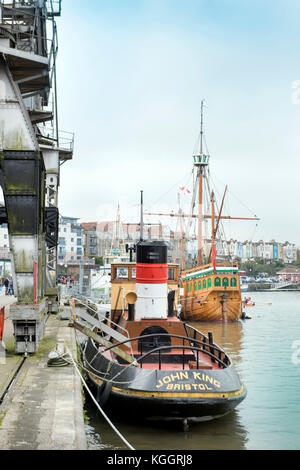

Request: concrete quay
left=0, top=296, right=87, bottom=450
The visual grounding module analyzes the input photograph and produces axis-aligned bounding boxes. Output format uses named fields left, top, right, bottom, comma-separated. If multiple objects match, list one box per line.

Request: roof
left=277, top=268, right=300, bottom=274
left=81, top=222, right=97, bottom=231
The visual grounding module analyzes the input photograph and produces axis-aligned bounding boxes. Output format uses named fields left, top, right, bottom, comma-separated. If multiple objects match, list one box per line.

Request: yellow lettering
left=173, top=384, right=180, bottom=391
left=171, top=372, right=180, bottom=381
left=193, top=372, right=201, bottom=380
left=163, top=376, right=171, bottom=384
left=156, top=380, right=163, bottom=389
left=205, top=375, right=213, bottom=384
left=205, top=384, right=213, bottom=390
left=166, top=384, right=173, bottom=390
left=192, top=384, right=198, bottom=390
left=180, top=372, right=189, bottom=380
left=185, top=384, right=191, bottom=391
left=213, top=379, right=221, bottom=388
left=199, top=384, right=205, bottom=390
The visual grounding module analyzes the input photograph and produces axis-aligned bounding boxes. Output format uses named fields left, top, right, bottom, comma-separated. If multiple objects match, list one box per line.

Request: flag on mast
left=179, top=187, right=191, bottom=195
left=212, top=244, right=217, bottom=273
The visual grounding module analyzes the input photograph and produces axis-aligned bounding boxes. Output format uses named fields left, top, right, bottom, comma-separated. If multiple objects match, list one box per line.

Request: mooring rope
left=65, top=347, right=135, bottom=451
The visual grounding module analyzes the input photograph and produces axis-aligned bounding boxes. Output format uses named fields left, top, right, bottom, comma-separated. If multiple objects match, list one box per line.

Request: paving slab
left=0, top=308, right=87, bottom=450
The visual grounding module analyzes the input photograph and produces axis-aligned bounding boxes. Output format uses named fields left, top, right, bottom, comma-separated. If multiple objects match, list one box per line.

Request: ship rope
left=65, top=346, right=135, bottom=451
left=83, top=357, right=156, bottom=386
left=75, top=332, right=156, bottom=386
left=145, top=170, right=193, bottom=212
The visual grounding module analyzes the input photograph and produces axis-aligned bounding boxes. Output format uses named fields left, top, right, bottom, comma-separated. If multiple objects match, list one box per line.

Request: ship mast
left=194, top=100, right=209, bottom=266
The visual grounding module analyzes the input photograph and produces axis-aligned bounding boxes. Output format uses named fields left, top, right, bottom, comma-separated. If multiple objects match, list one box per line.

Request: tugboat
left=77, top=238, right=246, bottom=423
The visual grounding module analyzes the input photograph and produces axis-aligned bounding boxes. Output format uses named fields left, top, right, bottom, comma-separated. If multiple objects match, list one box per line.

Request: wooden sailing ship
left=145, top=101, right=259, bottom=322
left=180, top=260, right=242, bottom=322
left=179, top=101, right=259, bottom=321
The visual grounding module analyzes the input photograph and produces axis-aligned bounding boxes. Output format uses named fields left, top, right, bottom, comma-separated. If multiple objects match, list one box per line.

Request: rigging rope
left=74, top=331, right=155, bottom=387
left=65, top=346, right=135, bottom=451
left=145, top=170, right=192, bottom=212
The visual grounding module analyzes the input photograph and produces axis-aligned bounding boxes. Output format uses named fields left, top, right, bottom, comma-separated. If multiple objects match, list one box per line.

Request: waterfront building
left=57, top=217, right=298, bottom=267
left=81, top=222, right=99, bottom=258
left=277, top=268, right=300, bottom=283
left=0, top=224, right=11, bottom=276
left=58, top=216, right=84, bottom=263
left=282, top=242, right=296, bottom=264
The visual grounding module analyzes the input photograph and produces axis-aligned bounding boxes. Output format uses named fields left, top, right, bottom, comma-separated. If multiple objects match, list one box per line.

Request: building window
left=131, top=268, right=136, bottom=279
left=203, top=279, right=207, bottom=289
left=194, top=281, right=197, bottom=291
left=230, top=278, right=237, bottom=287
left=215, top=277, right=221, bottom=287
left=77, top=238, right=82, bottom=246
left=198, top=280, right=202, bottom=290
left=208, top=278, right=212, bottom=288
left=90, top=236, right=97, bottom=246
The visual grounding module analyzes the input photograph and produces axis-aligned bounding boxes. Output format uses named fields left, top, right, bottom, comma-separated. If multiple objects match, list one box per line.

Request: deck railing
left=102, top=333, right=229, bottom=370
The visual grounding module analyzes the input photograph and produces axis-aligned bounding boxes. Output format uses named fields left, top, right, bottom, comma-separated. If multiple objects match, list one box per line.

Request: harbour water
left=84, top=291, right=300, bottom=450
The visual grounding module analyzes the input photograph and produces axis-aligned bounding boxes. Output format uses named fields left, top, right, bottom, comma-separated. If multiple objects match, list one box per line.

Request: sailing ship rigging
left=145, top=100, right=260, bottom=321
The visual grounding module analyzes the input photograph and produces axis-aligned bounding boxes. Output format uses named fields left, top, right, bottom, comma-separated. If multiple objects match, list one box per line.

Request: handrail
left=73, top=296, right=130, bottom=338
left=134, top=344, right=228, bottom=370
left=100, top=333, right=229, bottom=368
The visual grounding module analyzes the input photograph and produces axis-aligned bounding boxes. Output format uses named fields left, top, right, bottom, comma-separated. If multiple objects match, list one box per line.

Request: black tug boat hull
left=83, top=338, right=246, bottom=422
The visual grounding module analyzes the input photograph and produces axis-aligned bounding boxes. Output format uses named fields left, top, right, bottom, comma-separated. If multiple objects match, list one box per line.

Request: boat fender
left=96, top=381, right=112, bottom=407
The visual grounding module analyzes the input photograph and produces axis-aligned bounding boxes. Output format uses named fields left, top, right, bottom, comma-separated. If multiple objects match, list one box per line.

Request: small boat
left=78, top=239, right=246, bottom=424
left=242, top=300, right=255, bottom=307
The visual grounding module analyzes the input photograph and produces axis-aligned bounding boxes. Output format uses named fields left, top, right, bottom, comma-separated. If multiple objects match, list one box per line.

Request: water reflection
left=83, top=318, right=249, bottom=451
left=189, top=320, right=245, bottom=365
left=83, top=292, right=300, bottom=450
left=84, top=393, right=248, bottom=450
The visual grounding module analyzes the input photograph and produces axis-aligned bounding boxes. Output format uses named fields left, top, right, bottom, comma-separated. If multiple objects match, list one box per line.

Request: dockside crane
left=0, top=0, right=73, bottom=353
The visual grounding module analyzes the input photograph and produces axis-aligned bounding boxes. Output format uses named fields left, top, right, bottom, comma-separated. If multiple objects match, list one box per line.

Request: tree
left=94, top=256, right=104, bottom=266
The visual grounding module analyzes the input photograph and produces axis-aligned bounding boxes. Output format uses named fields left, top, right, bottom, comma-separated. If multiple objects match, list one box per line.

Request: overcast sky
left=55, top=0, right=300, bottom=245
